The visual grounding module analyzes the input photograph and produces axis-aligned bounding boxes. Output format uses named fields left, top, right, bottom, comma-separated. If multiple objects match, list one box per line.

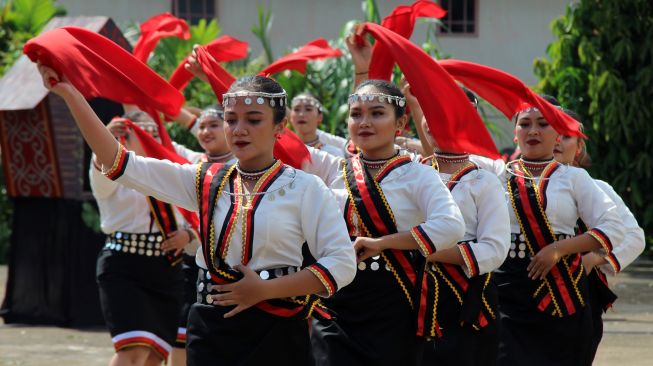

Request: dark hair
left=355, top=79, right=406, bottom=118
left=540, top=94, right=561, bottom=106
left=122, top=110, right=153, bottom=123
left=227, top=76, right=287, bottom=124
left=562, top=108, right=582, bottom=123
left=561, top=107, right=592, bottom=168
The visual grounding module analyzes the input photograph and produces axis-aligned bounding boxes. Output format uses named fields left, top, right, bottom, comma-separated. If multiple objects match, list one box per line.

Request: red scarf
left=361, top=22, right=499, bottom=158
left=133, top=12, right=190, bottom=63
left=169, top=35, right=249, bottom=91
left=369, top=0, right=447, bottom=81
left=439, top=60, right=585, bottom=137
left=24, top=26, right=184, bottom=118
left=258, top=38, right=342, bottom=76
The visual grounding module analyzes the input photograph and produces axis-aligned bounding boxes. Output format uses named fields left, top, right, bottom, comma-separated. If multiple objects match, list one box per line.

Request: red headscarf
left=132, top=13, right=190, bottom=63
left=369, top=0, right=447, bottom=81
left=361, top=22, right=499, bottom=158
left=169, top=35, right=249, bottom=91
left=439, top=60, right=585, bottom=137
left=24, top=26, right=185, bottom=118
left=258, top=38, right=342, bottom=76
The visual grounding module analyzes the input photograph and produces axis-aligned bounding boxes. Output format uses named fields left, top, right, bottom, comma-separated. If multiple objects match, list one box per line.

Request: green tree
left=534, top=0, right=653, bottom=252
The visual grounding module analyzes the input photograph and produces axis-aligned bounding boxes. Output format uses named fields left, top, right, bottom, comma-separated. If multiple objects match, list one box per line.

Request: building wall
left=56, top=0, right=570, bottom=84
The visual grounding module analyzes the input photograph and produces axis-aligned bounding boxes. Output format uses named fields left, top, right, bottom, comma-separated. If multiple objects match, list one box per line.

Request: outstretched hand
left=211, top=264, right=270, bottom=318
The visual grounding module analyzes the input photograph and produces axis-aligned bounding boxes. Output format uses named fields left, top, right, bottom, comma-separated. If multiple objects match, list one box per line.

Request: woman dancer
left=37, top=63, right=357, bottom=366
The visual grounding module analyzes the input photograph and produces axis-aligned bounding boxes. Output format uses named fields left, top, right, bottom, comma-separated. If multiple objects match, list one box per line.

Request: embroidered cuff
left=603, top=252, right=621, bottom=275
left=458, top=242, right=480, bottom=278
left=103, top=143, right=130, bottom=181
left=307, top=263, right=338, bottom=297
left=411, top=225, right=437, bottom=257
left=587, top=228, right=614, bottom=254
left=187, top=116, right=198, bottom=131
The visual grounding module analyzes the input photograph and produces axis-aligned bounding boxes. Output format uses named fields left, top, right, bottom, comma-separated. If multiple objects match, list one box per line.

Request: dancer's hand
left=353, top=237, right=383, bottom=263
left=160, top=230, right=190, bottom=256
left=36, top=62, right=76, bottom=97
left=212, top=265, right=268, bottom=318
left=346, top=24, right=372, bottom=72
left=106, top=118, right=129, bottom=139
left=527, top=242, right=562, bottom=280
left=185, top=45, right=209, bottom=83
left=582, top=252, right=602, bottom=275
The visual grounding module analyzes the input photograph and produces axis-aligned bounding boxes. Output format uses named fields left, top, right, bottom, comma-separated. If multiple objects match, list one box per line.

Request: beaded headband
left=291, top=96, right=323, bottom=112
left=222, top=91, right=287, bottom=109
left=199, top=108, right=223, bottom=121
left=348, top=93, right=406, bottom=107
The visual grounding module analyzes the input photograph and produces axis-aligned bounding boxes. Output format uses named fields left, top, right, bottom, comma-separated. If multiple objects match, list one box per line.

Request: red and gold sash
left=344, top=155, right=441, bottom=338
left=508, top=161, right=586, bottom=317
left=196, top=161, right=331, bottom=320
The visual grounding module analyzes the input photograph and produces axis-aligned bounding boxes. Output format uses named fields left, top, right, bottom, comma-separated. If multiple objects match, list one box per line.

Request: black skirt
left=175, top=253, right=200, bottom=348
left=494, top=255, right=592, bottom=366
left=96, top=247, right=183, bottom=360
left=186, top=303, right=311, bottom=366
left=421, top=279, right=499, bottom=366
left=311, top=256, right=423, bottom=366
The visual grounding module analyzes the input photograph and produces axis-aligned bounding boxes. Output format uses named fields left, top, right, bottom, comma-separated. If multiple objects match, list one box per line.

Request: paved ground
left=1, top=260, right=652, bottom=365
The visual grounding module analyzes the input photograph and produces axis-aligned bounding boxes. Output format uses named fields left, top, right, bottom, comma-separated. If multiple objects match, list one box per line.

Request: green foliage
left=0, top=0, right=64, bottom=75
left=534, top=0, right=653, bottom=253
left=251, top=4, right=274, bottom=64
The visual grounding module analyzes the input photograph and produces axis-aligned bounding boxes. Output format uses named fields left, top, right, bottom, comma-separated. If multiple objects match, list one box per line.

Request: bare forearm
left=559, top=233, right=602, bottom=256
left=172, top=107, right=197, bottom=129
left=62, top=88, right=118, bottom=167
left=263, top=269, right=328, bottom=299
left=378, top=232, right=419, bottom=251
left=354, top=70, right=368, bottom=90
left=427, top=246, right=465, bottom=265
left=410, top=103, right=434, bottom=156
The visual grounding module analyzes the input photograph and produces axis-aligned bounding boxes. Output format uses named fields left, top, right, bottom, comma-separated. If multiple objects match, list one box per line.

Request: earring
left=395, top=130, right=401, bottom=137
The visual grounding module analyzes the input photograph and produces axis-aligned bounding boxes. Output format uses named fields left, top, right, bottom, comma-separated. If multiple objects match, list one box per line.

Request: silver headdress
left=348, top=93, right=406, bottom=107
left=291, top=95, right=323, bottom=112
left=199, top=107, right=224, bottom=121
left=222, top=91, right=287, bottom=109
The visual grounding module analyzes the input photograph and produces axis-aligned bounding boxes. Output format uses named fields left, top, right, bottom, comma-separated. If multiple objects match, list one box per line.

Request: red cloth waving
left=121, top=118, right=199, bottom=230
left=439, top=60, right=584, bottom=137
left=194, top=45, right=237, bottom=103
left=258, top=38, right=342, bottom=76
left=169, top=35, right=249, bottom=91
left=361, top=22, right=499, bottom=158
left=369, top=1, right=447, bottom=81
left=133, top=13, right=190, bottom=63
left=273, top=128, right=311, bottom=169
left=24, top=26, right=185, bottom=118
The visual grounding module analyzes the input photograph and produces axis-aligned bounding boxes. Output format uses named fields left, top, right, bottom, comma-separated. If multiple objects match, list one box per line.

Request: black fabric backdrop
left=1, top=197, right=106, bottom=326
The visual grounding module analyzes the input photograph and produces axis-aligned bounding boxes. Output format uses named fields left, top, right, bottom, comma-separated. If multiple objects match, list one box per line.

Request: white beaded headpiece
left=348, top=93, right=406, bottom=107
left=291, top=95, right=323, bottom=112
left=199, top=107, right=223, bottom=121
left=222, top=91, right=287, bottom=109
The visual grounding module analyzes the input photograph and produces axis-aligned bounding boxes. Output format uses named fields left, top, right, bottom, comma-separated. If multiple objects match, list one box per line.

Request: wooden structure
left=0, top=16, right=129, bottom=326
